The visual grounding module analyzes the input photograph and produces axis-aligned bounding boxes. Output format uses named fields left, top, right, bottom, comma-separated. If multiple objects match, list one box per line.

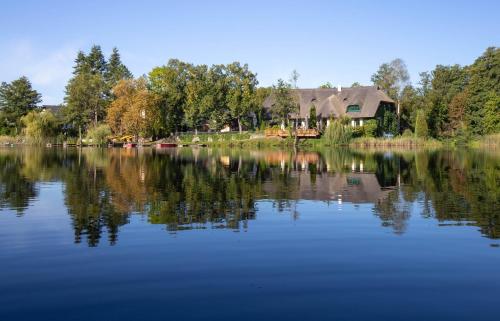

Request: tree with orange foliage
left=106, top=78, right=161, bottom=140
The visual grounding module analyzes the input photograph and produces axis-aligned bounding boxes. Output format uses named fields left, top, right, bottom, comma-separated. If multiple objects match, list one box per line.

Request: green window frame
left=346, top=105, right=361, bottom=112
left=347, top=177, right=361, bottom=185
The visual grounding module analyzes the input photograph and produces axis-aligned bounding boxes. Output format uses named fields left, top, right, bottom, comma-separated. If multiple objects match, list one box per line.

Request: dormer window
left=347, top=105, right=361, bottom=112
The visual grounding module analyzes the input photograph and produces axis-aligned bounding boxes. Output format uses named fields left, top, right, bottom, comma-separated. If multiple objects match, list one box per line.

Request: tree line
left=0, top=45, right=498, bottom=142
left=372, top=47, right=499, bottom=139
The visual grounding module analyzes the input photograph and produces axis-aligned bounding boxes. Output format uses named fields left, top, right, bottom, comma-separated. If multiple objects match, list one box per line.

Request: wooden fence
left=265, top=128, right=320, bottom=138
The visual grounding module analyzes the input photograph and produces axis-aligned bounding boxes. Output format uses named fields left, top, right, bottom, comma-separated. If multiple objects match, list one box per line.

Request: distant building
left=263, top=86, right=396, bottom=129
left=41, top=105, right=63, bottom=116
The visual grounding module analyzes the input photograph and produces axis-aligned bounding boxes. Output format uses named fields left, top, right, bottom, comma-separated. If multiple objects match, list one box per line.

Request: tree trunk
left=238, top=117, right=242, bottom=133
left=78, top=125, right=82, bottom=147
left=294, top=119, right=298, bottom=146
left=94, top=110, right=98, bottom=127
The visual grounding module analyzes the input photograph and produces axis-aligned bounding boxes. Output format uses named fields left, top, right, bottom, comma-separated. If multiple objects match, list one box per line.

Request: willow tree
left=21, top=110, right=57, bottom=143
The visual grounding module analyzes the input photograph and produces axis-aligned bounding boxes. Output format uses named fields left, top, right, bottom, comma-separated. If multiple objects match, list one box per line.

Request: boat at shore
left=156, top=143, right=177, bottom=148
left=124, top=143, right=137, bottom=148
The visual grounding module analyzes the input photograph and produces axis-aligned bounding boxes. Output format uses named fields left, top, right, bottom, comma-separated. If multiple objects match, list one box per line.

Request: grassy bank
left=349, top=137, right=443, bottom=148
left=469, top=133, right=500, bottom=148
left=177, top=132, right=296, bottom=148
left=176, top=132, right=449, bottom=149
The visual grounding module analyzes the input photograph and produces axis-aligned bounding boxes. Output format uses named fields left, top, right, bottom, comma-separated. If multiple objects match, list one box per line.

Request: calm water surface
left=0, top=147, right=499, bottom=321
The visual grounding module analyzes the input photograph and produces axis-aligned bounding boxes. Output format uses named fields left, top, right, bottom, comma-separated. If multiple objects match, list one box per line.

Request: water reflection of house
left=249, top=150, right=320, bottom=166
left=264, top=172, right=392, bottom=204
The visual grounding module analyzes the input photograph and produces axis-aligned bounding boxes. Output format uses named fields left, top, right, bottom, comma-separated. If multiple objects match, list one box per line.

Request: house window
left=347, top=177, right=361, bottom=185
left=347, top=105, right=361, bottom=112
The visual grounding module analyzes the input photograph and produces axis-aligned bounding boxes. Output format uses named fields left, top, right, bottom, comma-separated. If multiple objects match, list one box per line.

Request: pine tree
left=73, top=51, right=88, bottom=75
left=105, top=47, right=132, bottom=87
left=0, top=76, right=41, bottom=134
left=86, top=45, right=107, bottom=75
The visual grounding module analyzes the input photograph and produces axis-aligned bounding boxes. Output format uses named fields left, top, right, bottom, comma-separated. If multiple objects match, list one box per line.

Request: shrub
left=402, top=129, right=413, bottom=137
left=352, top=127, right=363, bottom=138
left=86, top=124, right=112, bottom=146
left=363, top=119, right=378, bottom=137
left=324, top=119, right=352, bottom=145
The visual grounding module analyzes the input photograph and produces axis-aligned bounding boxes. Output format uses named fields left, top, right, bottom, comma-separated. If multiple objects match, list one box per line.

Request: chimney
left=337, top=84, right=341, bottom=92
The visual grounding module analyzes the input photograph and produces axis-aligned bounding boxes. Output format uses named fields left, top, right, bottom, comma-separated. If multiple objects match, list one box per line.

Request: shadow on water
left=0, top=146, right=498, bottom=246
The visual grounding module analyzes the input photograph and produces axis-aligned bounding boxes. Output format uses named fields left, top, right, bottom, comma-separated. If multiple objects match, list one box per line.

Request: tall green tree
left=86, top=45, right=107, bottom=75
left=371, top=58, right=410, bottom=129
left=184, top=64, right=212, bottom=133
left=105, top=47, right=133, bottom=87
left=463, top=47, right=500, bottom=135
left=226, top=62, right=258, bottom=133
left=482, top=92, right=500, bottom=134
left=371, top=58, right=410, bottom=101
left=270, top=79, right=298, bottom=127
left=415, top=109, right=429, bottom=138
left=254, top=87, right=272, bottom=128
left=400, top=85, right=424, bottom=132
left=309, top=104, right=317, bottom=129
left=0, top=76, right=41, bottom=135
left=426, top=64, right=468, bottom=137
left=63, top=73, right=107, bottom=142
left=149, top=59, right=192, bottom=135
left=63, top=45, right=132, bottom=139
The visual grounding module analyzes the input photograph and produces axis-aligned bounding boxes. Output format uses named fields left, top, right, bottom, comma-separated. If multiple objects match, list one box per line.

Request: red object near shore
left=124, top=143, right=137, bottom=148
left=156, top=143, right=177, bottom=148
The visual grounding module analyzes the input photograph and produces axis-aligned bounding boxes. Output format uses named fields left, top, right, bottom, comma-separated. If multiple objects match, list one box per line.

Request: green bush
left=352, top=126, right=364, bottom=138
left=363, top=119, right=377, bottom=137
left=86, top=124, right=112, bottom=146
left=324, top=119, right=352, bottom=145
left=402, top=128, right=413, bottom=137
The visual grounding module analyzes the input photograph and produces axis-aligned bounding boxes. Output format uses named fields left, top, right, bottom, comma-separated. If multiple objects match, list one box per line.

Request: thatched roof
left=41, top=105, right=62, bottom=115
left=263, top=86, right=395, bottom=119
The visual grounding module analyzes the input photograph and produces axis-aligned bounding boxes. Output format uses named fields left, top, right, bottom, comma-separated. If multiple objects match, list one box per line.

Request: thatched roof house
left=263, top=86, right=395, bottom=126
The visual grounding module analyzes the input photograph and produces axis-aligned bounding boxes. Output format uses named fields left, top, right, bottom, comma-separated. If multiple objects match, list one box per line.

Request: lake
left=0, top=147, right=499, bottom=321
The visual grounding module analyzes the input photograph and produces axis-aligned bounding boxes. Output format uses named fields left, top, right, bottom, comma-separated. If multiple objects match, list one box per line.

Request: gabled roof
left=263, top=86, right=395, bottom=118
left=41, top=105, right=62, bottom=114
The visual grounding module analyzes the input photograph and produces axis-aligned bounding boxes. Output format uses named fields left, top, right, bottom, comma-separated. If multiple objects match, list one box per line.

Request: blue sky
left=1, top=0, right=498, bottom=104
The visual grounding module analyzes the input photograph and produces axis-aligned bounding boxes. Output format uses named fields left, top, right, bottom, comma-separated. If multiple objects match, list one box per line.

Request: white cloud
left=0, top=40, right=81, bottom=104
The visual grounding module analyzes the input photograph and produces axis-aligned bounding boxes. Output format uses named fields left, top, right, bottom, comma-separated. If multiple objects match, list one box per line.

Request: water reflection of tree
left=147, top=155, right=261, bottom=231
left=396, top=150, right=500, bottom=238
left=63, top=149, right=129, bottom=246
left=0, top=152, right=37, bottom=215
left=1, top=147, right=499, bottom=245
